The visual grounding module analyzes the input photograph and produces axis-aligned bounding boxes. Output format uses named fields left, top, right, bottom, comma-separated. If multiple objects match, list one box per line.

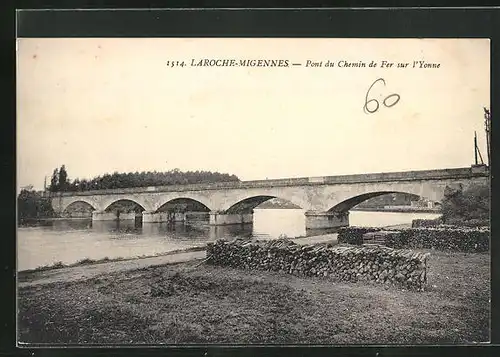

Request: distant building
left=410, top=198, right=438, bottom=208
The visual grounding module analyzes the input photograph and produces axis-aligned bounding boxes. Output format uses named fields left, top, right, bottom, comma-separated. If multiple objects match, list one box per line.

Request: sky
left=17, top=38, right=490, bottom=190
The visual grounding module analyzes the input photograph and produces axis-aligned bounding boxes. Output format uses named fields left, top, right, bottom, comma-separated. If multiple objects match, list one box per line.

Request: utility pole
left=484, top=107, right=491, bottom=167
left=474, top=131, right=484, bottom=165
left=474, top=131, right=478, bottom=165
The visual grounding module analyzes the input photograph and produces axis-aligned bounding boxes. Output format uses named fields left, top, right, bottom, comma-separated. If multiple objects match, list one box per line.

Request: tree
left=49, top=168, right=59, bottom=192
left=58, top=165, right=69, bottom=191
left=441, top=183, right=490, bottom=224
left=72, top=178, right=81, bottom=192
left=18, top=188, right=55, bottom=223
left=63, top=168, right=240, bottom=191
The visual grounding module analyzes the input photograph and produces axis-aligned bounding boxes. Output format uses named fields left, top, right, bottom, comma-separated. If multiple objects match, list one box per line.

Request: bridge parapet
left=322, top=166, right=488, bottom=184
left=50, top=166, right=488, bottom=198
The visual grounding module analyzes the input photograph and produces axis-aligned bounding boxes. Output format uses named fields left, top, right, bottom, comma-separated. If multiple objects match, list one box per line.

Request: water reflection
left=92, top=220, right=142, bottom=236
left=17, top=218, right=258, bottom=270
left=89, top=220, right=255, bottom=241
left=25, top=219, right=94, bottom=231
left=253, top=209, right=306, bottom=238
left=349, top=210, right=441, bottom=227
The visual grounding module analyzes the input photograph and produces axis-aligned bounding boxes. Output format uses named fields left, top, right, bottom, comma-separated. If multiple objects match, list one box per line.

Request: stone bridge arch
left=152, top=195, right=214, bottom=213
left=326, top=191, right=414, bottom=212
left=100, top=196, right=154, bottom=212
left=209, top=192, right=307, bottom=226
left=88, top=197, right=151, bottom=222
left=302, top=181, right=454, bottom=230
left=317, top=180, right=456, bottom=213
left=61, top=200, right=97, bottom=218
left=60, top=197, right=99, bottom=214
left=218, top=189, right=309, bottom=213
left=225, top=195, right=280, bottom=214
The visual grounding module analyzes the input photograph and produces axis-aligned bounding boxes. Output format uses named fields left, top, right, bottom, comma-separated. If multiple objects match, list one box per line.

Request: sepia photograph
left=16, top=37, right=490, bottom=345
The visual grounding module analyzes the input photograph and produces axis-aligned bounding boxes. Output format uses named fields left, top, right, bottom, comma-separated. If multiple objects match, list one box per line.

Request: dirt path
left=18, top=234, right=339, bottom=288
left=18, top=251, right=206, bottom=288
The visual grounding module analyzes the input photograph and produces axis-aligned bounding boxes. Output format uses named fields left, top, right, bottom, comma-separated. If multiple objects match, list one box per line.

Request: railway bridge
left=50, top=165, right=489, bottom=230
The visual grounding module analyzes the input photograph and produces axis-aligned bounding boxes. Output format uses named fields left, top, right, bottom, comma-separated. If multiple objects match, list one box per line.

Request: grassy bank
left=18, top=249, right=489, bottom=345
left=20, top=245, right=208, bottom=273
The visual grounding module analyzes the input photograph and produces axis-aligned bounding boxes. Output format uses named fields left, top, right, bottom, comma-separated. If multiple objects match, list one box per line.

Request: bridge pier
left=141, top=211, right=160, bottom=223
left=305, top=211, right=349, bottom=230
left=92, top=211, right=118, bottom=221
left=209, top=212, right=253, bottom=225
left=142, top=211, right=187, bottom=223
left=92, top=211, right=139, bottom=221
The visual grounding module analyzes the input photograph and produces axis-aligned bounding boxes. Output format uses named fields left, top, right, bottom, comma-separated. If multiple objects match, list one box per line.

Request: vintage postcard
left=17, top=37, right=490, bottom=345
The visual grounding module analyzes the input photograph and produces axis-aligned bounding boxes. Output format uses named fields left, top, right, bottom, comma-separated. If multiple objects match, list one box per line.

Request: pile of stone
left=411, top=218, right=443, bottom=228
left=385, top=227, right=490, bottom=252
left=339, top=226, right=490, bottom=252
left=362, top=231, right=393, bottom=245
left=338, top=227, right=380, bottom=245
left=206, top=238, right=429, bottom=291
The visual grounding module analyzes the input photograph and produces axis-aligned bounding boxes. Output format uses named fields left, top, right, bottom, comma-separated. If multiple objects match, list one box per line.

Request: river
left=17, top=210, right=441, bottom=271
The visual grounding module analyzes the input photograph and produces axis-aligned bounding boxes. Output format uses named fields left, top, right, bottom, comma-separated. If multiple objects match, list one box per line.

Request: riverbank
left=18, top=247, right=489, bottom=344
left=351, top=207, right=441, bottom=214
left=18, top=217, right=89, bottom=225
left=19, top=246, right=207, bottom=274
left=18, top=233, right=339, bottom=286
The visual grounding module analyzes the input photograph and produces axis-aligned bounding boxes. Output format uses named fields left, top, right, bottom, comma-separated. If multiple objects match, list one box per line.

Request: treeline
left=257, top=198, right=302, bottom=209
left=49, top=165, right=240, bottom=192
left=18, top=189, right=55, bottom=223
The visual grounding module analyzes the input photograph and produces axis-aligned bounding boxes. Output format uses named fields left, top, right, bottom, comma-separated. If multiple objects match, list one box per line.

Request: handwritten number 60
left=363, top=78, right=400, bottom=114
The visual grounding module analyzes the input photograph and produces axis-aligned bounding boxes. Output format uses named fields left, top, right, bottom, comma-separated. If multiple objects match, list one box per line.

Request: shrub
left=441, top=183, right=490, bottom=224
left=76, top=258, right=95, bottom=265
left=17, top=189, right=56, bottom=222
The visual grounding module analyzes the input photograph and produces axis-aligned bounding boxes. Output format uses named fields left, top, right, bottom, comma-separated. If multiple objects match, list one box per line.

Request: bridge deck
left=51, top=166, right=489, bottom=197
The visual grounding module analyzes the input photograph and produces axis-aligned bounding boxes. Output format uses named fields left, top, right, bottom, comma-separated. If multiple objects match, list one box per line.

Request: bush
left=441, top=183, right=490, bottom=224
left=17, top=189, right=55, bottom=222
